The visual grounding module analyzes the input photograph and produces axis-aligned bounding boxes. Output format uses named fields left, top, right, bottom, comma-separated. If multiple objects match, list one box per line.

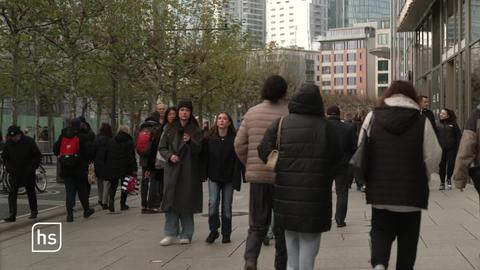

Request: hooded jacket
left=53, top=126, right=94, bottom=177
left=453, top=105, right=480, bottom=189
left=436, top=118, right=462, bottom=150
left=104, top=131, right=138, bottom=180
left=234, top=100, right=289, bottom=184
left=1, top=134, right=41, bottom=186
left=360, top=94, right=441, bottom=211
left=257, top=85, right=343, bottom=233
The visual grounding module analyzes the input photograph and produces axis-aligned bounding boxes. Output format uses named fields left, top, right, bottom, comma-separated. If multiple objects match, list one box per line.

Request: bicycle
left=0, top=163, right=48, bottom=194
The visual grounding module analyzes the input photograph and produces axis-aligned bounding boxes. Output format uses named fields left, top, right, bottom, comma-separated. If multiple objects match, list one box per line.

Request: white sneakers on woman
left=373, top=265, right=386, bottom=270
left=160, top=237, right=191, bottom=246
left=160, top=237, right=176, bottom=246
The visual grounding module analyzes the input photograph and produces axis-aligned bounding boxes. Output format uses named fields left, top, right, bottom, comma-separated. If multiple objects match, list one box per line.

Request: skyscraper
left=266, top=0, right=328, bottom=50
left=328, top=0, right=390, bottom=29
left=224, top=0, right=266, bottom=48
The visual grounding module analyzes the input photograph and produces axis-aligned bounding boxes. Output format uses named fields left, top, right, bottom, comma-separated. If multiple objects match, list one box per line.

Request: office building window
left=360, top=77, right=363, bottom=83
left=334, top=66, right=344, bottom=73
left=347, top=53, right=356, bottom=61
left=335, top=54, right=344, bottom=62
left=317, top=75, right=320, bottom=81
left=347, top=65, right=356, bottom=73
left=378, top=60, right=388, bottom=71
left=322, top=66, right=331, bottom=74
left=378, top=74, right=389, bottom=84
left=322, top=80, right=331, bottom=86
left=360, top=65, right=363, bottom=71
left=347, top=77, right=357, bottom=85
left=377, top=33, right=389, bottom=45
left=335, top=78, right=344, bottom=85
left=322, top=55, right=331, bottom=62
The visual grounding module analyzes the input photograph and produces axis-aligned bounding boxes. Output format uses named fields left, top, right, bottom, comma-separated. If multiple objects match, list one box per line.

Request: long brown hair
left=379, top=80, right=418, bottom=106
left=207, top=112, right=236, bottom=138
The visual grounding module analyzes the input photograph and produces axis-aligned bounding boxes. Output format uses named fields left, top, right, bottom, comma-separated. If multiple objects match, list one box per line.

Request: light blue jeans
left=164, top=212, right=194, bottom=240
left=285, top=230, right=322, bottom=270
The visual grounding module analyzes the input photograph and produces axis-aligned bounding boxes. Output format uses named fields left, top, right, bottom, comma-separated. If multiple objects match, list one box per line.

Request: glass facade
left=391, top=0, right=480, bottom=125
left=347, top=0, right=390, bottom=26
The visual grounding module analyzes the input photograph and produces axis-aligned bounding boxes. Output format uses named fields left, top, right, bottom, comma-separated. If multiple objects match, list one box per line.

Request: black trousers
left=109, top=178, right=128, bottom=207
left=64, top=172, right=90, bottom=213
left=334, top=173, right=352, bottom=224
left=370, top=208, right=421, bottom=270
left=439, top=148, right=457, bottom=184
left=140, top=168, right=149, bottom=208
left=244, top=183, right=287, bottom=270
left=8, top=176, right=37, bottom=217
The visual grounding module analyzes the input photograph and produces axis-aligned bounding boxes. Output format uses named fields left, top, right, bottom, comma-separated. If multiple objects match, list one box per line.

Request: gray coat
left=159, top=122, right=203, bottom=214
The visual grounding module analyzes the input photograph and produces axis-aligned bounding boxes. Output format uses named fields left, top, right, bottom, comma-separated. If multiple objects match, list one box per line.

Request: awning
left=397, top=0, right=435, bottom=32
left=369, top=47, right=391, bottom=59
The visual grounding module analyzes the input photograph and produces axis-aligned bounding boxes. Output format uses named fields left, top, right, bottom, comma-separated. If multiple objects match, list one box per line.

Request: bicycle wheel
left=35, top=166, right=48, bottom=193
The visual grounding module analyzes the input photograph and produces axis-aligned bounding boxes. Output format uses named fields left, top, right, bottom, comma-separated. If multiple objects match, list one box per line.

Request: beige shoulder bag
left=266, top=117, right=284, bottom=172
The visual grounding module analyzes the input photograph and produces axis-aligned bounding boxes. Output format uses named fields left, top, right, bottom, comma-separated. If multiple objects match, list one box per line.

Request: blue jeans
left=208, top=180, right=233, bottom=236
left=164, top=212, right=194, bottom=240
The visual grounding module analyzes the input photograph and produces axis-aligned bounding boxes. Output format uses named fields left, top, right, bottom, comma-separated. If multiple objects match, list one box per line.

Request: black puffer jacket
left=258, top=85, right=342, bottom=233
left=93, top=135, right=112, bottom=179
left=436, top=118, right=462, bottom=150
left=104, top=131, right=138, bottom=180
left=53, top=127, right=94, bottom=177
left=1, top=134, right=41, bottom=186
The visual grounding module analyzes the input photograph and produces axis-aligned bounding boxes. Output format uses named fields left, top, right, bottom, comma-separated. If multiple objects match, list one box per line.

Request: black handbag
left=349, top=129, right=369, bottom=182
left=468, top=166, right=480, bottom=193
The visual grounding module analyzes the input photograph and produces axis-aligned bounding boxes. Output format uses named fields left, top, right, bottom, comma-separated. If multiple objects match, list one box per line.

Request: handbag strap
left=276, top=117, right=284, bottom=150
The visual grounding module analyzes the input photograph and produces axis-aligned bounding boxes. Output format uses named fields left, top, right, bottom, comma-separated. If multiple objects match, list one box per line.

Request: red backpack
left=135, top=128, right=153, bottom=157
left=59, top=136, right=80, bottom=168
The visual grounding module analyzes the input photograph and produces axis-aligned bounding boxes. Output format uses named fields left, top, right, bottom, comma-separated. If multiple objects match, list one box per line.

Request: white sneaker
left=373, top=265, right=386, bottom=270
left=179, top=238, right=191, bottom=245
left=160, top=236, right=176, bottom=246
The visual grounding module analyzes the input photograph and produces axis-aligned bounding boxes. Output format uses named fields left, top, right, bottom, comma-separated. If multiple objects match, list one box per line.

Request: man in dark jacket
left=258, top=84, right=342, bottom=270
left=2, top=126, right=42, bottom=222
left=53, top=118, right=95, bottom=222
left=419, top=95, right=438, bottom=133
left=326, top=105, right=357, bottom=227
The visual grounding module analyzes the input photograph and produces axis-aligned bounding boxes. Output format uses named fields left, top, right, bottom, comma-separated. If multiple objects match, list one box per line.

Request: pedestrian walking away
left=418, top=95, right=438, bottom=133
left=2, top=126, right=42, bottom=222
left=53, top=118, right=95, bottom=222
left=104, top=125, right=138, bottom=212
left=137, top=112, right=162, bottom=214
left=93, top=123, right=113, bottom=210
left=204, top=111, right=243, bottom=244
left=159, top=100, right=203, bottom=246
left=234, top=75, right=289, bottom=270
left=258, top=84, right=343, bottom=270
left=326, top=105, right=357, bottom=227
left=359, top=81, right=441, bottom=270
left=436, top=108, right=462, bottom=190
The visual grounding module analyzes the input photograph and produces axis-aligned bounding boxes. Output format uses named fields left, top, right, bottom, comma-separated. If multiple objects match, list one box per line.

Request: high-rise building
left=266, top=0, right=328, bottom=50
left=391, top=0, right=480, bottom=125
left=223, top=0, right=266, bottom=48
left=328, top=0, right=390, bottom=29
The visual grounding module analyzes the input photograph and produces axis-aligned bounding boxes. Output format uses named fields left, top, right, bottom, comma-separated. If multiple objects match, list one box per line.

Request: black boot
left=66, top=212, right=74, bottom=222
left=4, top=215, right=16, bottom=223
left=222, top=234, right=231, bottom=243
left=109, top=198, right=115, bottom=212
left=120, top=192, right=129, bottom=211
left=84, top=208, right=95, bottom=218
left=205, top=231, right=219, bottom=243
left=29, top=210, right=38, bottom=219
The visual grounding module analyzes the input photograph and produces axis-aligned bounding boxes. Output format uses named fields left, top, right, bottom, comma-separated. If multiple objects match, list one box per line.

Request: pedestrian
left=0, top=131, right=5, bottom=152
left=156, top=102, right=167, bottom=121
left=159, top=100, right=203, bottom=246
left=418, top=95, right=438, bottom=132
left=104, top=125, right=138, bottom=212
left=437, top=108, right=462, bottom=190
left=326, top=105, right=357, bottom=227
left=79, top=117, right=96, bottom=143
left=257, top=84, right=342, bottom=270
left=360, top=80, right=441, bottom=270
left=39, top=126, right=49, bottom=141
left=93, top=123, right=113, bottom=210
left=2, top=126, right=42, bottom=222
left=234, top=75, right=289, bottom=270
left=53, top=118, right=95, bottom=222
left=137, top=113, right=162, bottom=214
left=144, top=109, right=176, bottom=214
left=352, top=109, right=369, bottom=191
left=204, top=112, right=243, bottom=244
left=453, top=104, right=480, bottom=191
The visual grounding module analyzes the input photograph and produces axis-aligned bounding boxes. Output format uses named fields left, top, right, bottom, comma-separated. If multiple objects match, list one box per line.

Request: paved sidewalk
left=0, top=174, right=479, bottom=270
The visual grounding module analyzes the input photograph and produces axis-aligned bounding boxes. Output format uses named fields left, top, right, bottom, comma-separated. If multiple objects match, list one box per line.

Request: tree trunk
left=70, top=57, right=78, bottom=118
left=0, top=98, right=4, bottom=134
left=96, top=101, right=102, bottom=131
left=110, top=70, right=118, bottom=131
left=47, top=101, right=54, bottom=143
left=11, top=41, right=20, bottom=125
left=34, top=83, right=40, bottom=140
